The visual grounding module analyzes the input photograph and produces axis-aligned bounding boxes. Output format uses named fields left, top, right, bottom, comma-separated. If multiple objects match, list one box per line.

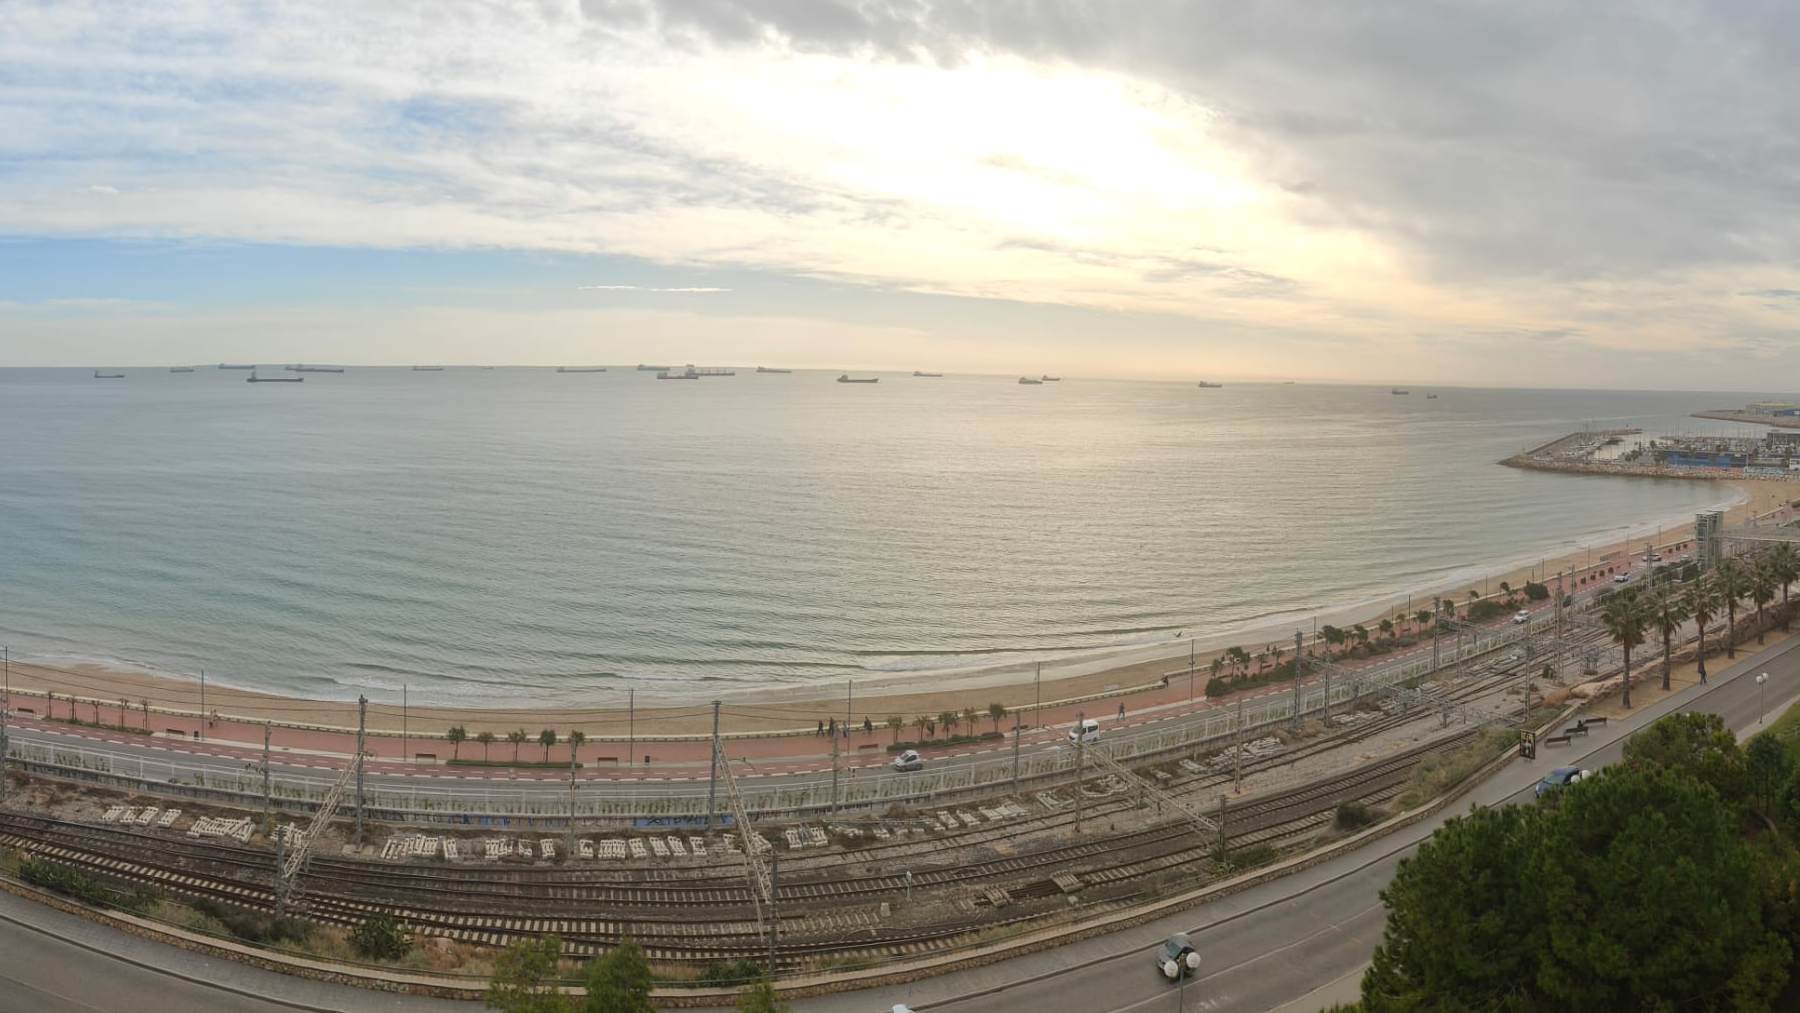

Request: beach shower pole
left=706, top=700, right=720, bottom=831
left=354, top=695, right=366, bottom=846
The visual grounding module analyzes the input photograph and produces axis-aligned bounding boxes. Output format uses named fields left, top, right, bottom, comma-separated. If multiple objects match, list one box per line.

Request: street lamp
left=1757, top=672, right=1770, bottom=724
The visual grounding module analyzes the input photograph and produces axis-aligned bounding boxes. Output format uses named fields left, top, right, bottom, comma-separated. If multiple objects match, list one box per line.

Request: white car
left=891, top=750, right=924, bottom=772
left=1613, top=572, right=1631, bottom=583
left=1511, top=610, right=1531, bottom=624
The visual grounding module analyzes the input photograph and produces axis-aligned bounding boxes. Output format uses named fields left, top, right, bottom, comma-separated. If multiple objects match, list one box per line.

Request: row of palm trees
left=445, top=725, right=587, bottom=763
left=1601, top=544, right=1800, bottom=709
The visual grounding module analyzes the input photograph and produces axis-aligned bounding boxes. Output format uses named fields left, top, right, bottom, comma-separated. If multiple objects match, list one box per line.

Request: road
left=793, top=629, right=1800, bottom=1013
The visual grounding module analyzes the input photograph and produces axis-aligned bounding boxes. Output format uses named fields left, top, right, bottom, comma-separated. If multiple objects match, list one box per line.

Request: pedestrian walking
left=1118, top=702, right=1126, bottom=720
left=828, top=717, right=836, bottom=737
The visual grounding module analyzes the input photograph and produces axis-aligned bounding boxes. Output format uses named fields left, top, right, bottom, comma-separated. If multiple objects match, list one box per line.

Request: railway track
left=0, top=633, right=1561, bottom=970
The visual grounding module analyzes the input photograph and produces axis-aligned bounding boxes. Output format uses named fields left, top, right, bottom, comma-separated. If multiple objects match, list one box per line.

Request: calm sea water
left=0, top=367, right=1769, bottom=705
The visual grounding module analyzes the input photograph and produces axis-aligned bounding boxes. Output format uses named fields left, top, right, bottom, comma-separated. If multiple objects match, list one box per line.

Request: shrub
left=1523, top=581, right=1550, bottom=601
left=190, top=897, right=310, bottom=945
left=695, top=957, right=765, bottom=986
left=1334, top=802, right=1379, bottom=831
left=350, top=912, right=411, bottom=961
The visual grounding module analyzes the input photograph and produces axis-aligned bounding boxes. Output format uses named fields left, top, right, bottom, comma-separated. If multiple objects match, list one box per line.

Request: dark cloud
left=594, top=1, right=1800, bottom=283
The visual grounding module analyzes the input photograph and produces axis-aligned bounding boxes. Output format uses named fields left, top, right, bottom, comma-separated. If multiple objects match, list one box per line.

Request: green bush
left=1334, top=802, right=1379, bottom=831
left=190, top=897, right=310, bottom=945
left=1523, top=581, right=1550, bottom=601
left=350, top=911, right=410, bottom=961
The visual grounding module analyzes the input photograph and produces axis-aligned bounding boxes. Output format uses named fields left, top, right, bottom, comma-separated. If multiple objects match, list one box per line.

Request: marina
left=1506, top=427, right=1800, bottom=481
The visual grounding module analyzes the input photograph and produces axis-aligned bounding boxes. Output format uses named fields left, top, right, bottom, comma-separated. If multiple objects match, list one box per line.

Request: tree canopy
left=1364, top=727, right=1791, bottom=1012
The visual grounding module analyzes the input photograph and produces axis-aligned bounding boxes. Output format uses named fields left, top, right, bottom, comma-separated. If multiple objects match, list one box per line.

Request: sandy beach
left=5, top=480, right=1789, bottom=744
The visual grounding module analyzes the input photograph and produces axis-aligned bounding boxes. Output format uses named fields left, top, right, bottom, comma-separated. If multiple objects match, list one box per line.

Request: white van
left=1069, top=718, right=1101, bottom=744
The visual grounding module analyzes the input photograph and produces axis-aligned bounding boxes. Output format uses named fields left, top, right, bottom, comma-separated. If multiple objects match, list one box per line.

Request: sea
left=0, top=367, right=1777, bottom=707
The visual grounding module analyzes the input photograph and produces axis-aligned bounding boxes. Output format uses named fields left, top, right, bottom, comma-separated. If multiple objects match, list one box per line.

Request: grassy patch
left=1395, top=729, right=1514, bottom=809
left=1213, top=844, right=1280, bottom=872
left=1334, top=802, right=1380, bottom=831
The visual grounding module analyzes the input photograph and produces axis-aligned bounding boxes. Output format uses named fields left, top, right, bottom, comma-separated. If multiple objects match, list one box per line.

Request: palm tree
left=567, top=730, right=586, bottom=764
left=1714, top=557, right=1750, bottom=658
left=1498, top=581, right=1513, bottom=603
left=1684, top=577, right=1719, bottom=684
left=477, top=730, right=495, bottom=761
left=1208, top=655, right=1225, bottom=687
left=1601, top=590, right=1650, bottom=709
left=538, top=728, right=557, bottom=762
left=140, top=698, right=150, bottom=732
left=118, top=697, right=130, bottom=729
left=988, top=703, right=1006, bottom=735
left=1751, top=557, right=1779, bottom=645
left=507, top=728, right=527, bottom=763
left=939, top=709, right=959, bottom=738
left=1321, top=626, right=1346, bottom=657
left=913, top=715, right=928, bottom=742
left=1352, top=624, right=1371, bottom=653
left=1770, top=543, right=1800, bottom=630
left=961, top=706, right=978, bottom=734
left=887, top=716, right=904, bottom=745
left=447, top=725, right=467, bottom=760
left=1378, top=618, right=1395, bottom=641
left=1644, top=587, right=1689, bottom=692
left=1415, top=609, right=1432, bottom=633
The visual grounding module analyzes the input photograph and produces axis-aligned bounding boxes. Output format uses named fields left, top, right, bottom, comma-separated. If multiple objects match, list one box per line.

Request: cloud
left=5, top=2, right=1800, bottom=384
left=578, top=285, right=732, bottom=292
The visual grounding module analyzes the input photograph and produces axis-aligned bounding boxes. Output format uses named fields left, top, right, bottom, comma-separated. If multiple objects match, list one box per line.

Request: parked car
left=892, top=1006, right=915, bottom=1013
left=891, top=750, right=924, bottom=772
left=1535, top=766, right=1591, bottom=798
left=1069, top=718, right=1101, bottom=744
left=1511, top=610, right=1532, bottom=624
left=1155, top=933, right=1202, bottom=980
left=1613, top=572, right=1631, bottom=583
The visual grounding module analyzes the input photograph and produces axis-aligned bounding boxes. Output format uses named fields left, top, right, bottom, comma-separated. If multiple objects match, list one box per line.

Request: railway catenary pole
left=628, top=687, right=635, bottom=767
left=1233, top=697, right=1244, bottom=790
left=198, top=667, right=205, bottom=741
left=262, top=721, right=272, bottom=830
left=707, top=700, right=721, bottom=831
left=1188, top=638, right=1196, bottom=702
left=1216, top=793, right=1226, bottom=856
left=1074, top=710, right=1085, bottom=835
left=830, top=726, right=841, bottom=814
left=1432, top=599, right=1441, bottom=672
left=401, top=684, right=407, bottom=766
left=1012, top=712, right=1022, bottom=792
left=1, top=645, right=9, bottom=795
left=354, top=695, right=367, bottom=845
left=567, top=736, right=578, bottom=861
left=767, top=850, right=780, bottom=975
left=1291, top=631, right=1303, bottom=728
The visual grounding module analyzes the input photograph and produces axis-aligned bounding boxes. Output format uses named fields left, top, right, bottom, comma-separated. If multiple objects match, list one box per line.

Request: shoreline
left=5, top=481, right=1786, bottom=741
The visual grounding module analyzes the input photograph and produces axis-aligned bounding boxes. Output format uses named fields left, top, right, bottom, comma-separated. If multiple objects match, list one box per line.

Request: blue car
left=1535, top=766, right=1591, bottom=798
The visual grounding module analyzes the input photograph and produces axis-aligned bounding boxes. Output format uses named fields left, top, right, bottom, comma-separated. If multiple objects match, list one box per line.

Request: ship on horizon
left=287, top=364, right=346, bottom=373
left=412, top=365, right=445, bottom=371
left=169, top=366, right=195, bottom=373
left=93, top=369, right=124, bottom=379
left=837, top=373, right=879, bottom=383
left=1040, top=375, right=1061, bottom=382
left=1197, top=381, right=1223, bottom=388
left=1018, top=376, right=1043, bottom=385
left=756, top=366, right=793, bottom=373
left=1391, top=388, right=1410, bottom=395
left=557, top=366, right=608, bottom=373
left=637, top=364, right=672, bottom=371
left=247, top=369, right=303, bottom=383
left=912, top=370, right=943, bottom=377
left=217, top=363, right=255, bottom=370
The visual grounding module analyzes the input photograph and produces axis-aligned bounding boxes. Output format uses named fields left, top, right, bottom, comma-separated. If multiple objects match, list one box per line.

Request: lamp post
left=1757, top=672, right=1770, bottom=724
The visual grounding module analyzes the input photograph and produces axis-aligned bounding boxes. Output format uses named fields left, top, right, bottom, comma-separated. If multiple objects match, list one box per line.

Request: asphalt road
left=2, top=619, right=1786, bottom=1013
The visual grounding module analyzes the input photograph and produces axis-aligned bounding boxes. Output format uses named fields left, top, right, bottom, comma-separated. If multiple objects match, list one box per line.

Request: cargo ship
left=836, top=373, right=879, bottom=384
left=93, top=370, right=124, bottom=379
left=556, top=366, right=608, bottom=373
left=247, top=370, right=302, bottom=383
left=1040, top=375, right=1061, bottom=382
left=169, top=367, right=195, bottom=373
left=1018, top=376, right=1043, bottom=385
left=218, top=363, right=254, bottom=370
left=912, top=371, right=943, bottom=377
left=1196, top=381, right=1223, bottom=388
left=755, top=366, right=792, bottom=373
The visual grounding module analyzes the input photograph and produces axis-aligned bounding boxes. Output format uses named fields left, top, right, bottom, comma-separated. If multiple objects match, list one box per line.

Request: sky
left=2, top=1, right=1799, bottom=387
